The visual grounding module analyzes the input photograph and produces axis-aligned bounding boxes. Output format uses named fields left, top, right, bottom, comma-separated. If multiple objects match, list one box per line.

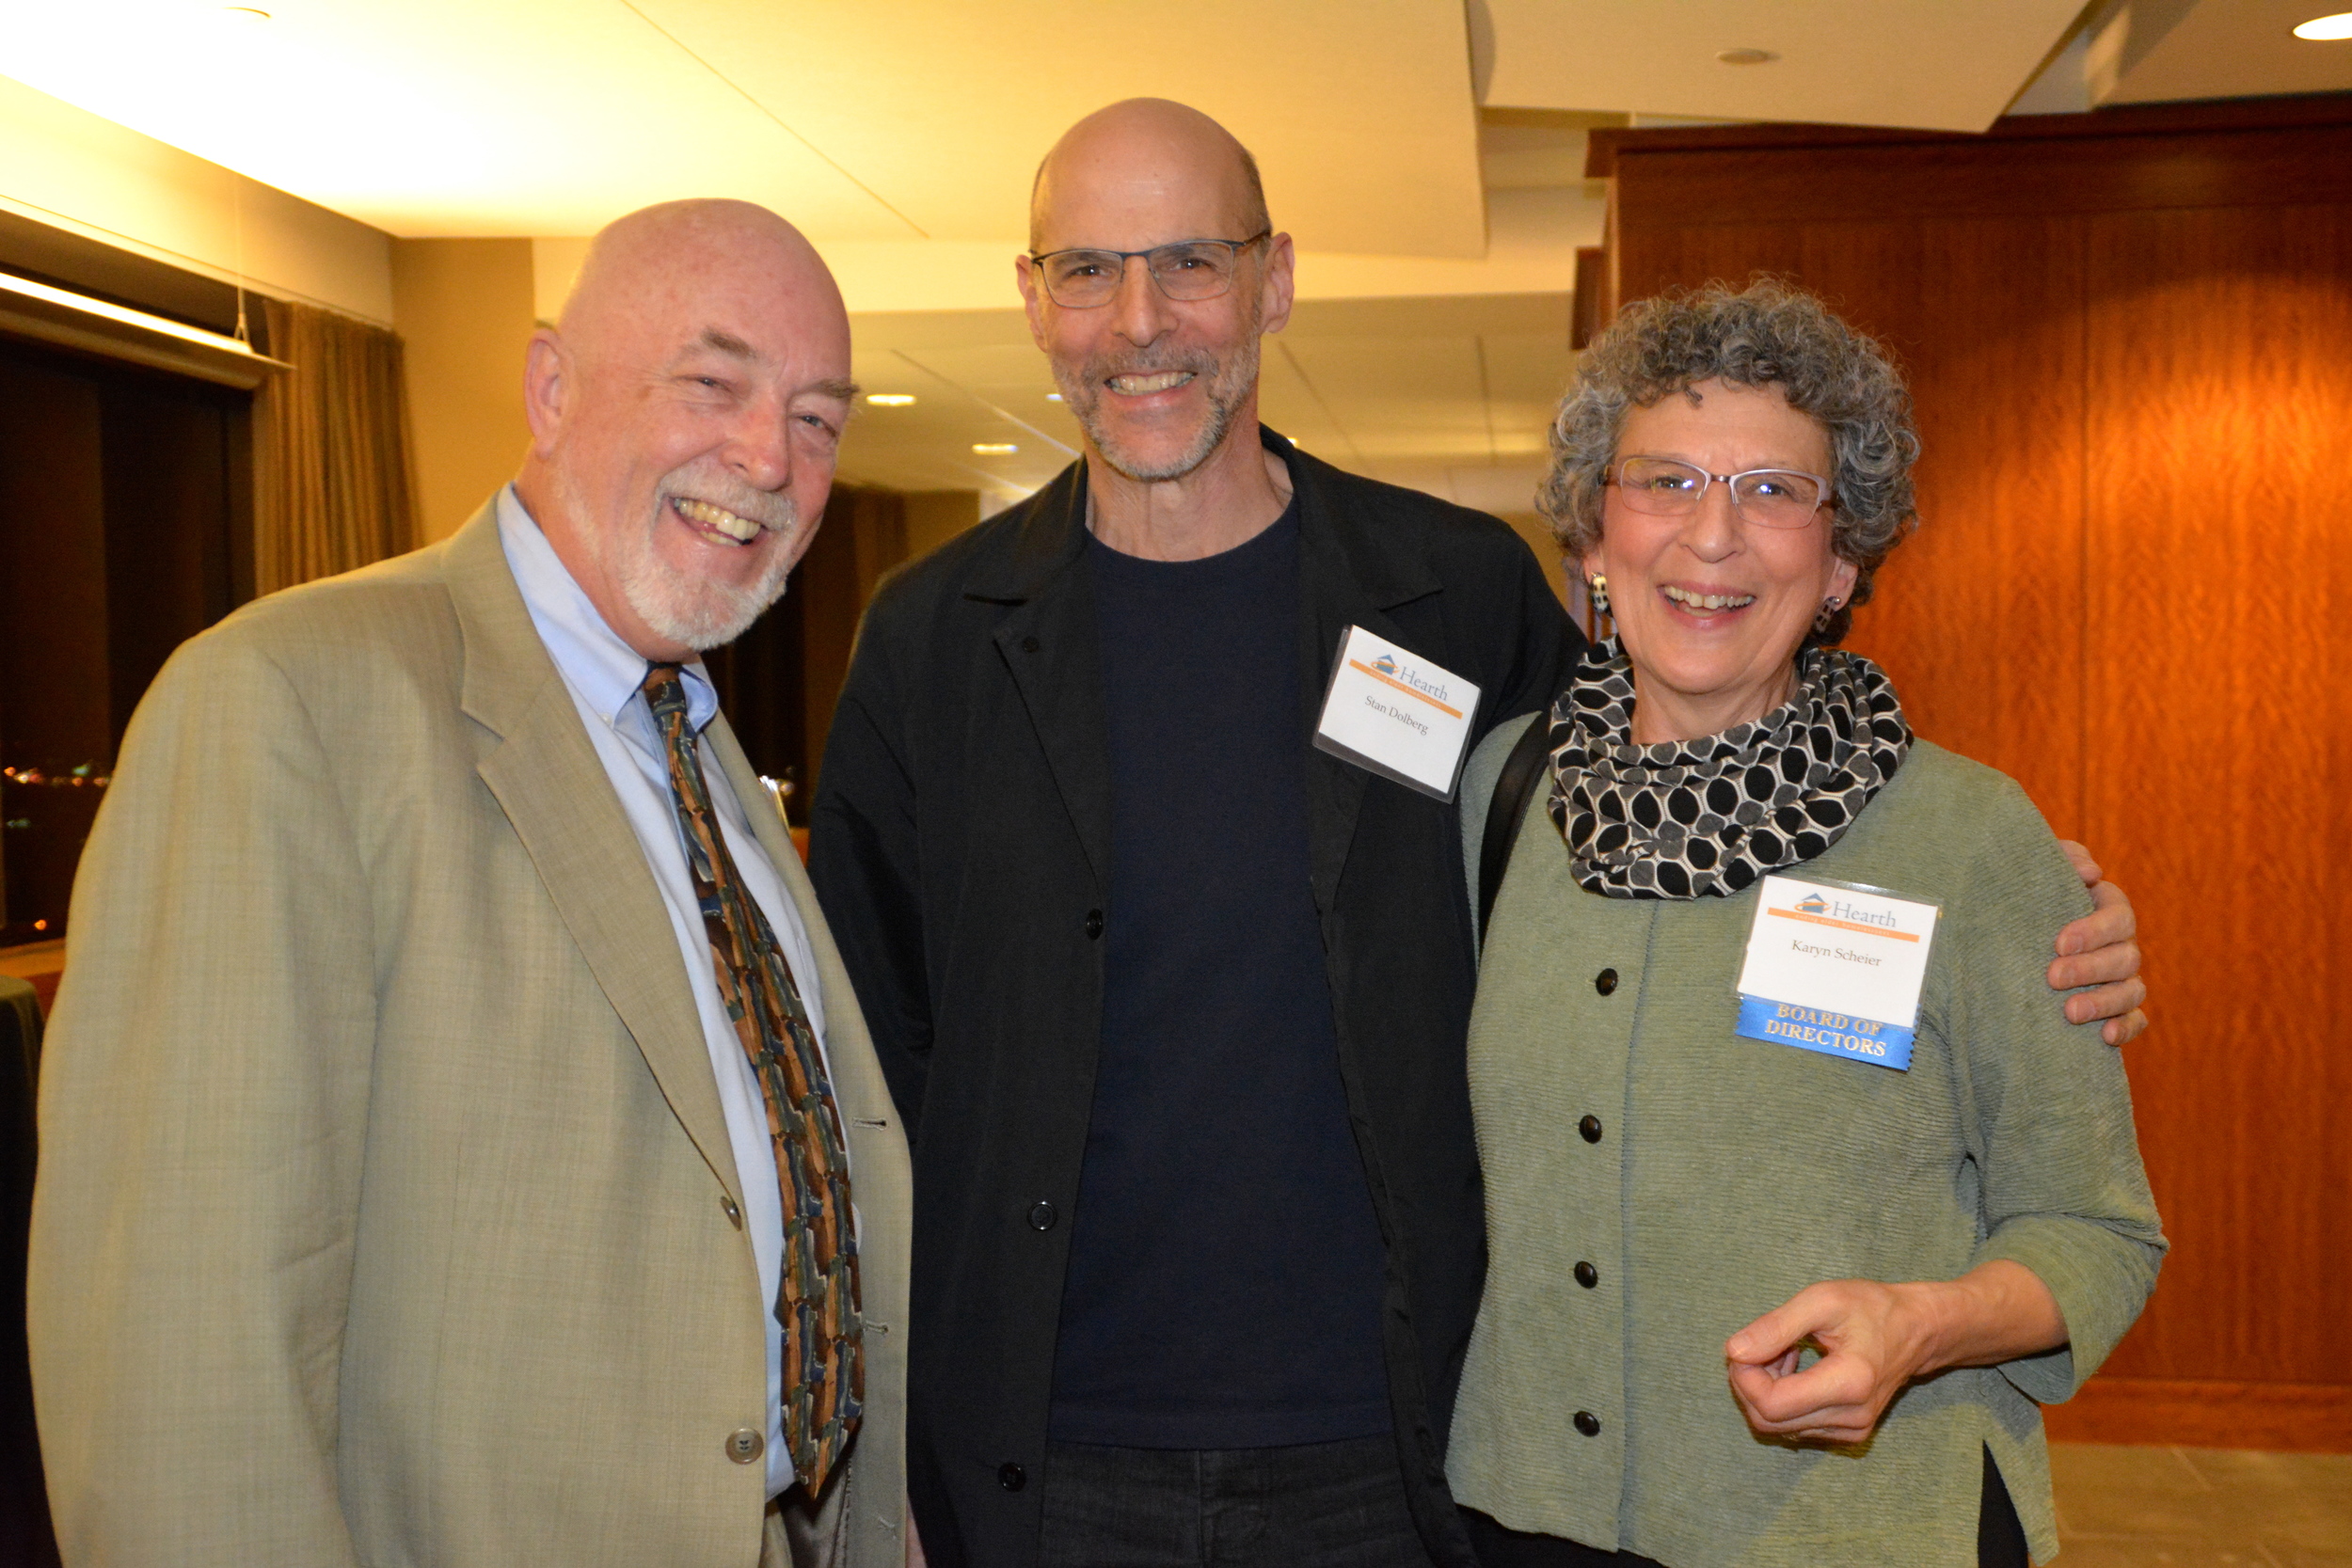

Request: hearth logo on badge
left=1312, top=626, right=1482, bottom=802
left=1734, top=874, right=1941, bottom=1072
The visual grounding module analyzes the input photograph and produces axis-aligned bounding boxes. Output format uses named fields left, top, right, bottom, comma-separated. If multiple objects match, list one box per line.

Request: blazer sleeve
left=807, top=601, right=935, bottom=1140
left=1942, top=780, right=2169, bottom=1404
left=28, top=630, right=373, bottom=1567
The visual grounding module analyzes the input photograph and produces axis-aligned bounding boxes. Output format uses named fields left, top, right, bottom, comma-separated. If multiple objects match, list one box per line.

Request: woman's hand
left=1724, top=1260, right=2067, bottom=1446
left=1724, top=1278, right=1932, bottom=1444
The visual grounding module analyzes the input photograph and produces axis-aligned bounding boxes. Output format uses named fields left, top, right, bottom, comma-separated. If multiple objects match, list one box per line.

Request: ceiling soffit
left=2097, top=0, right=2352, bottom=103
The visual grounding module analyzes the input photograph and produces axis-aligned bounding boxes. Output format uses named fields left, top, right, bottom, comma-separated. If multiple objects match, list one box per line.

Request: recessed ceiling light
left=972, top=442, right=1018, bottom=455
left=1716, top=47, right=1779, bottom=65
left=865, top=393, right=915, bottom=406
left=2294, top=11, right=2352, bottom=39
left=1045, top=392, right=1064, bottom=403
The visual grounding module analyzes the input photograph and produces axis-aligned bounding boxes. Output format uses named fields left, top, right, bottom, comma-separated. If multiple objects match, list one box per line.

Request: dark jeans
left=1036, top=1434, right=1435, bottom=1568
left=1460, top=1446, right=2029, bottom=1568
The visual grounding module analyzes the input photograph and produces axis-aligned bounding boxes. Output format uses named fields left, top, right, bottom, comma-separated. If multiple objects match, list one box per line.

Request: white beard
left=558, top=457, right=798, bottom=650
left=616, top=522, right=795, bottom=651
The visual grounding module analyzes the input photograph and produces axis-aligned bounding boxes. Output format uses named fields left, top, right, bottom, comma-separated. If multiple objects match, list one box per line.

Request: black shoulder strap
left=1478, top=713, right=1557, bottom=943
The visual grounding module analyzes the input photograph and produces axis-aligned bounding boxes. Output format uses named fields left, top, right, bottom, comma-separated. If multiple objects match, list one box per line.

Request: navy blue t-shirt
left=1047, top=503, right=1393, bottom=1449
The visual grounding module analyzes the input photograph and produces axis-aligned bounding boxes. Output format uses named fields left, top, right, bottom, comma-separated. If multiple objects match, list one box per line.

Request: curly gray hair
left=1543, top=278, right=1919, bottom=645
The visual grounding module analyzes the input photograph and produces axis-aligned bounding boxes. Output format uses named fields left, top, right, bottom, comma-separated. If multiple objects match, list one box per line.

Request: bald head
left=1029, top=99, right=1268, bottom=253
left=558, top=198, right=845, bottom=367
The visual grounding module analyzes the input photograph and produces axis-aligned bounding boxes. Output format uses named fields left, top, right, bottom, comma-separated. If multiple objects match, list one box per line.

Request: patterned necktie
left=642, top=663, right=862, bottom=1493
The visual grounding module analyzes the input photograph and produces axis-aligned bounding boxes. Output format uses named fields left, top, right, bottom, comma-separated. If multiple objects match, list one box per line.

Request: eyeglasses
left=1607, top=455, right=1831, bottom=530
left=1027, top=230, right=1272, bottom=309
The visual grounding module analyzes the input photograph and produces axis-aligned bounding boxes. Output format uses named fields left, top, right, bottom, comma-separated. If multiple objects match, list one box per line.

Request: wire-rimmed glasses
left=1027, top=230, right=1273, bottom=308
left=1608, top=455, right=1832, bottom=529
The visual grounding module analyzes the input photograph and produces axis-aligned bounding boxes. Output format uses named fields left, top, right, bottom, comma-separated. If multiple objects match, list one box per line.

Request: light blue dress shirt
left=497, top=484, right=825, bottom=1497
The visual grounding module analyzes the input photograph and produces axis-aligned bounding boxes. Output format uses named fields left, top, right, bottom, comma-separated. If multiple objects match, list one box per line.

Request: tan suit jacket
left=27, top=501, right=912, bottom=1567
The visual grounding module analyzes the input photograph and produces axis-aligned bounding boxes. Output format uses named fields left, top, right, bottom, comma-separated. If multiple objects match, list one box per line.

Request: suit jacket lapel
left=968, top=464, right=1113, bottom=892
left=444, top=505, right=743, bottom=1203
left=1281, top=433, right=1444, bottom=914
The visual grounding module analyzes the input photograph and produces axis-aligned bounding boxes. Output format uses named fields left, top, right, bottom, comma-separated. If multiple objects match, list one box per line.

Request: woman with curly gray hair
left=1445, top=281, right=2164, bottom=1568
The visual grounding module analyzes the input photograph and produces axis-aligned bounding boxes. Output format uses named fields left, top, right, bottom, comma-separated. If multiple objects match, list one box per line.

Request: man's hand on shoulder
left=2050, top=841, right=2147, bottom=1045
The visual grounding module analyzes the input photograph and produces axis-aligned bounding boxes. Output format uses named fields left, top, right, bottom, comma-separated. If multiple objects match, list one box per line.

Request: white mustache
left=660, top=460, right=796, bottom=533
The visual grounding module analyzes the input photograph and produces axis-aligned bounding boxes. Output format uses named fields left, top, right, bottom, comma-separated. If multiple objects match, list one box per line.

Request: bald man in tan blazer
left=28, top=202, right=912, bottom=1568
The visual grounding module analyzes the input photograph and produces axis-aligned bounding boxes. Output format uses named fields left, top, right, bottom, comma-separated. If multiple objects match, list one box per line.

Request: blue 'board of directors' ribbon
left=1736, top=995, right=1915, bottom=1071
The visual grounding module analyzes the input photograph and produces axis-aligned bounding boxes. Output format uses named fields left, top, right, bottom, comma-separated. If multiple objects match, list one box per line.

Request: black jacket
left=808, top=430, right=1577, bottom=1567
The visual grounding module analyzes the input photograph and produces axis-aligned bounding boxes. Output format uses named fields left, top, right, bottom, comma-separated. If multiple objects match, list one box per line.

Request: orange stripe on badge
left=1349, top=660, right=1464, bottom=719
left=1768, top=907, right=1922, bottom=942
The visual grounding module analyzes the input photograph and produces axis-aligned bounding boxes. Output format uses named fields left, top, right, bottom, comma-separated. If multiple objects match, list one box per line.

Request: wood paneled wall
left=1593, top=97, right=2352, bottom=1450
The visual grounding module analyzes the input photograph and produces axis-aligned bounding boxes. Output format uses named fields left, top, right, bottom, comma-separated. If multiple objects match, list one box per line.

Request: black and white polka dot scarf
left=1545, top=638, right=1912, bottom=900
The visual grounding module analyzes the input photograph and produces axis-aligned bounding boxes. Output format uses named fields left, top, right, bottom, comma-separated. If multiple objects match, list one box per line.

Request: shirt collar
left=495, top=484, right=718, bottom=734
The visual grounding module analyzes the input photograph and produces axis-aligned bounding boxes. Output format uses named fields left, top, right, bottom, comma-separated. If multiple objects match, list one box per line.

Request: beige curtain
left=251, top=296, right=420, bottom=594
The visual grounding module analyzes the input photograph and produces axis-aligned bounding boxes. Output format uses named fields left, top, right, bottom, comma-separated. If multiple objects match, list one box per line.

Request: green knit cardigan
left=1449, top=718, right=2165, bottom=1568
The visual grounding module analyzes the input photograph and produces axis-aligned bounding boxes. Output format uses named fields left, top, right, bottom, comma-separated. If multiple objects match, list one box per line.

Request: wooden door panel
left=1810, top=217, right=2089, bottom=834
left=1616, top=212, right=2090, bottom=829
left=2080, top=203, right=2352, bottom=1384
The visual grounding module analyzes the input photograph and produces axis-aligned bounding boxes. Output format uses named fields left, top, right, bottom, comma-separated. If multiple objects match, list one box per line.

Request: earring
left=1588, top=574, right=1610, bottom=617
left=1814, top=595, right=1843, bottom=633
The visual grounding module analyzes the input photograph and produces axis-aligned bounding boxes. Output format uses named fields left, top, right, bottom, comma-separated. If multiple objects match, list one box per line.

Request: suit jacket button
left=1579, top=1114, right=1603, bottom=1143
left=1574, top=1260, right=1598, bottom=1289
left=998, top=1462, right=1026, bottom=1492
left=1084, top=910, right=1104, bottom=941
left=721, top=1195, right=743, bottom=1229
left=1022, top=636, right=1041, bottom=653
left=726, top=1428, right=764, bottom=1463
left=1595, top=968, right=1618, bottom=995
left=1027, top=1201, right=1057, bottom=1231
left=1573, top=1411, right=1601, bottom=1437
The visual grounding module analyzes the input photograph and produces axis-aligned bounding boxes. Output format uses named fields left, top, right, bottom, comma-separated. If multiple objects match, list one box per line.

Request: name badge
left=1312, top=626, right=1481, bottom=801
left=1733, top=875, right=1940, bottom=1070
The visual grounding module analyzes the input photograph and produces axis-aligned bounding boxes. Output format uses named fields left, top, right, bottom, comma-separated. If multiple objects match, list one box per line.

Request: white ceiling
left=0, top=0, right=1487, bottom=254
left=2, top=0, right=2343, bottom=531
left=1474, top=0, right=2090, bottom=132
